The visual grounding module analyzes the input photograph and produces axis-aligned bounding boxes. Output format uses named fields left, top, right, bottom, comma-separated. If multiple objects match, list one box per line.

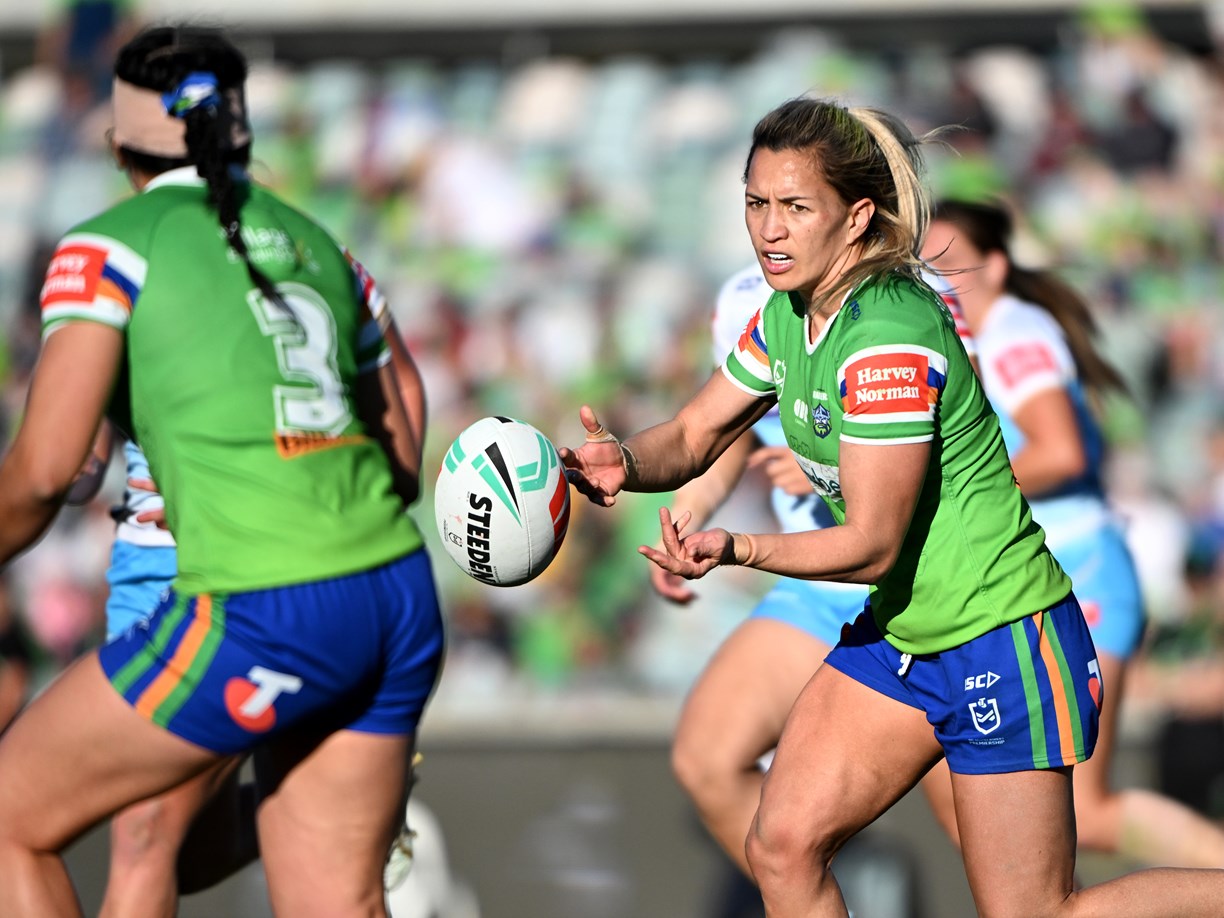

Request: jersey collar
left=142, top=165, right=251, bottom=193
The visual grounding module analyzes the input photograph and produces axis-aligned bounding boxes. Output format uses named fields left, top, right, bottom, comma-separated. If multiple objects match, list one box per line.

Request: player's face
left=744, top=147, right=869, bottom=306
left=921, top=220, right=1005, bottom=317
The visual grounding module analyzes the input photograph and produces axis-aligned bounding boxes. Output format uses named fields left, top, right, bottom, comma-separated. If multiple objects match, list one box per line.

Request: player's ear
left=983, top=250, right=1009, bottom=290
left=846, top=197, right=875, bottom=245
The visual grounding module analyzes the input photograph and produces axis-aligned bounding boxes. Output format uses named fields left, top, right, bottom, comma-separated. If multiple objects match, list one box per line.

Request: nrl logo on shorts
left=969, top=697, right=1001, bottom=735
left=812, top=404, right=832, bottom=439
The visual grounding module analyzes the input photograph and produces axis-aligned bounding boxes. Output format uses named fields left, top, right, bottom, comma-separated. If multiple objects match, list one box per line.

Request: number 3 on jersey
left=247, top=284, right=352, bottom=451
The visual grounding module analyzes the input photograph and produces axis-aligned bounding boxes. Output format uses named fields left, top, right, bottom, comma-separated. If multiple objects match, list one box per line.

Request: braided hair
left=113, top=27, right=285, bottom=311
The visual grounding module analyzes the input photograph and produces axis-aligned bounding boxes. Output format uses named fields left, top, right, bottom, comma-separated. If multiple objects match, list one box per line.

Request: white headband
left=111, top=77, right=251, bottom=159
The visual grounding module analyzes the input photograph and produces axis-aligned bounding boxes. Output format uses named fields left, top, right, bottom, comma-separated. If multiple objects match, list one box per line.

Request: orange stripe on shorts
left=1033, top=611, right=1075, bottom=765
left=134, top=594, right=213, bottom=719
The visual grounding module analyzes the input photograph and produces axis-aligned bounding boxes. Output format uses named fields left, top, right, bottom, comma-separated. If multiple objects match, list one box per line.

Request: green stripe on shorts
left=1010, top=618, right=1046, bottom=770
left=1043, top=615, right=1085, bottom=756
left=110, top=593, right=190, bottom=695
left=152, top=595, right=228, bottom=729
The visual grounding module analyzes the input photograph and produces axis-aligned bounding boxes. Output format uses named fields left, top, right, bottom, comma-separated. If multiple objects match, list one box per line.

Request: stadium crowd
left=0, top=0, right=1223, bottom=812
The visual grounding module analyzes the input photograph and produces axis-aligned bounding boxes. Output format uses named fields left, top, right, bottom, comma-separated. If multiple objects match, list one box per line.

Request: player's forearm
left=728, top=524, right=897, bottom=585
left=0, top=450, right=68, bottom=565
left=618, top=418, right=710, bottom=493
left=384, top=319, right=427, bottom=467
left=357, top=365, right=420, bottom=506
left=1010, top=442, right=1086, bottom=497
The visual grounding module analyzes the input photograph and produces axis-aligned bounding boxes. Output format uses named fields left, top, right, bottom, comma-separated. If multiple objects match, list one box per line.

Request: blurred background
left=2, top=0, right=1224, bottom=915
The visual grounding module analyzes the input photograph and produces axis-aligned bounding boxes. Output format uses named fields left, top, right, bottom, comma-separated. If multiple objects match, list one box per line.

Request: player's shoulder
left=980, top=294, right=1062, bottom=348
left=61, top=193, right=161, bottom=253
left=841, top=270, right=945, bottom=342
left=715, top=264, right=772, bottom=318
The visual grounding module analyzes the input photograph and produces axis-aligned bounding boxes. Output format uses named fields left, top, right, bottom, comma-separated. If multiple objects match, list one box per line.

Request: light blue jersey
left=975, top=295, right=1144, bottom=659
left=712, top=266, right=865, bottom=645
left=106, top=441, right=176, bottom=638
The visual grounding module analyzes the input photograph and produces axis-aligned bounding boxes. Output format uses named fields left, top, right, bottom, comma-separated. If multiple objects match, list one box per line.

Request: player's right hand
left=747, top=445, right=810, bottom=496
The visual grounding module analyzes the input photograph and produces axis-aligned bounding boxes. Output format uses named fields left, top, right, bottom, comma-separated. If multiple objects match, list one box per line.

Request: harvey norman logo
left=839, top=345, right=946, bottom=416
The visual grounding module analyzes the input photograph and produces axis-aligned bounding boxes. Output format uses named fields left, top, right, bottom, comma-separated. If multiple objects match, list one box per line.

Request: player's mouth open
left=763, top=252, right=793, bottom=271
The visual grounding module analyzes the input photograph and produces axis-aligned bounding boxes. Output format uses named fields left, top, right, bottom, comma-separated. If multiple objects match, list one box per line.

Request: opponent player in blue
left=922, top=198, right=1224, bottom=868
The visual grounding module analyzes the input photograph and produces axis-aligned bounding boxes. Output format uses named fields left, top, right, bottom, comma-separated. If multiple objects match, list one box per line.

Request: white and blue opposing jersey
left=115, top=441, right=176, bottom=549
left=975, top=294, right=1109, bottom=550
left=711, top=266, right=833, bottom=536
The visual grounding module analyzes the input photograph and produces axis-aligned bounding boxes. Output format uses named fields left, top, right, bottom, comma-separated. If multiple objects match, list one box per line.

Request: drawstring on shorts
left=897, top=652, right=914, bottom=677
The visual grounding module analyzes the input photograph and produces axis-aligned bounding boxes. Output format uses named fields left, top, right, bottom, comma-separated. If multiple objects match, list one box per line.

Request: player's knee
left=746, top=810, right=836, bottom=888
left=671, top=735, right=739, bottom=806
left=110, top=801, right=173, bottom=863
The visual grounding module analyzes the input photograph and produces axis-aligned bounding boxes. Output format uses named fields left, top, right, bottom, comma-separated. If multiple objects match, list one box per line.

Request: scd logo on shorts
left=225, top=665, right=303, bottom=733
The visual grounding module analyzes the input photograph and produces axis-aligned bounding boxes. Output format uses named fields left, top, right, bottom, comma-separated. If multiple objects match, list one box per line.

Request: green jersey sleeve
left=721, top=297, right=782, bottom=398
left=39, top=230, right=148, bottom=337
left=835, top=283, right=949, bottom=446
left=342, top=248, right=391, bottom=374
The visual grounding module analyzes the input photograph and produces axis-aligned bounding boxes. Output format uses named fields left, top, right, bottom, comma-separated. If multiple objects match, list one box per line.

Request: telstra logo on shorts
left=225, top=666, right=303, bottom=732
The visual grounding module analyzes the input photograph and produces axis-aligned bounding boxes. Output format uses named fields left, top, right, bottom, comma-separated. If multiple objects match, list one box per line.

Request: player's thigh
left=919, top=757, right=960, bottom=847
left=0, top=653, right=217, bottom=851
left=952, top=767, right=1076, bottom=916
left=756, top=662, right=942, bottom=851
left=257, top=728, right=412, bottom=908
left=676, top=616, right=831, bottom=767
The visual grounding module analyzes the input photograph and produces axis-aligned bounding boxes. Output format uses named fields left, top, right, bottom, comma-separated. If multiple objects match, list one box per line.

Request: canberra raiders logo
left=812, top=404, right=832, bottom=439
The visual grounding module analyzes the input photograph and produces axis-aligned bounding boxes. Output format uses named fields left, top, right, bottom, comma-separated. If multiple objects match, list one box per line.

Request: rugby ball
left=435, top=416, right=571, bottom=587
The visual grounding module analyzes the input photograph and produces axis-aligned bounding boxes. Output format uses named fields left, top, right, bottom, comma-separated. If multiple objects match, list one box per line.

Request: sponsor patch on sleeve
left=723, top=308, right=775, bottom=396
left=838, top=345, right=947, bottom=426
left=345, top=248, right=388, bottom=328
left=39, top=233, right=145, bottom=333
left=994, top=341, right=1059, bottom=392
left=41, top=243, right=107, bottom=309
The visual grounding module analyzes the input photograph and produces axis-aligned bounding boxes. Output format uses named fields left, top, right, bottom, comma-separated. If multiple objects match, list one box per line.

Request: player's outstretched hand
left=640, top=506, right=734, bottom=581
left=747, top=445, right=810, bottom=496
left=648, top=509, right=698, bottom=604
left=558, top=406, right=628, bottom=507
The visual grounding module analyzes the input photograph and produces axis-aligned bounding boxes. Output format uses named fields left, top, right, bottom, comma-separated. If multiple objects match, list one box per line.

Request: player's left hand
left=558, top=405, right=627, bottom=507
left=128, top=476, right=169, bottom=530
left=639, top=506, right=734, bottom=580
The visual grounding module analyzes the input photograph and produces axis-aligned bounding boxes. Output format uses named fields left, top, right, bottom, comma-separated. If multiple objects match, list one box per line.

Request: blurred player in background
left=920, top=197, right=1224, bottom=868
left=0, top=25, right=443, bottom=918
left=564, top=95, right=1224, bottom=916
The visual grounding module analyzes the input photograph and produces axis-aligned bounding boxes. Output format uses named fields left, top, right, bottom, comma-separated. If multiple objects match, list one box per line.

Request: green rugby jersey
left=40, top=167, right=422, bottom=594
left=723, top=271, right=1069, bottom=654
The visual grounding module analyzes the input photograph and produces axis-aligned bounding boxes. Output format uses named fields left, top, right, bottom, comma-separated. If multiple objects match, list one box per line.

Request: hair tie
left=162, top=72, right=220, bottom=119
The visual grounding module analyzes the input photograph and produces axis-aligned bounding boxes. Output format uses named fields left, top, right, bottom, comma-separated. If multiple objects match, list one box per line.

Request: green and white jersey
left=723, top=271, right=1069, bottom=655
left=40, top=167, right=422, bottom=594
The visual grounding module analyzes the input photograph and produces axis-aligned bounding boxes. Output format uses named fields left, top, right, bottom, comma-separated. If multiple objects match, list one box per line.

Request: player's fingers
left=658, top=507, right=683, bottom=557
left=127, top=477, right=157, bottom=490
left=579, top=405, right=616, bottom=443
left=639, top=544, right=683, bottom=573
